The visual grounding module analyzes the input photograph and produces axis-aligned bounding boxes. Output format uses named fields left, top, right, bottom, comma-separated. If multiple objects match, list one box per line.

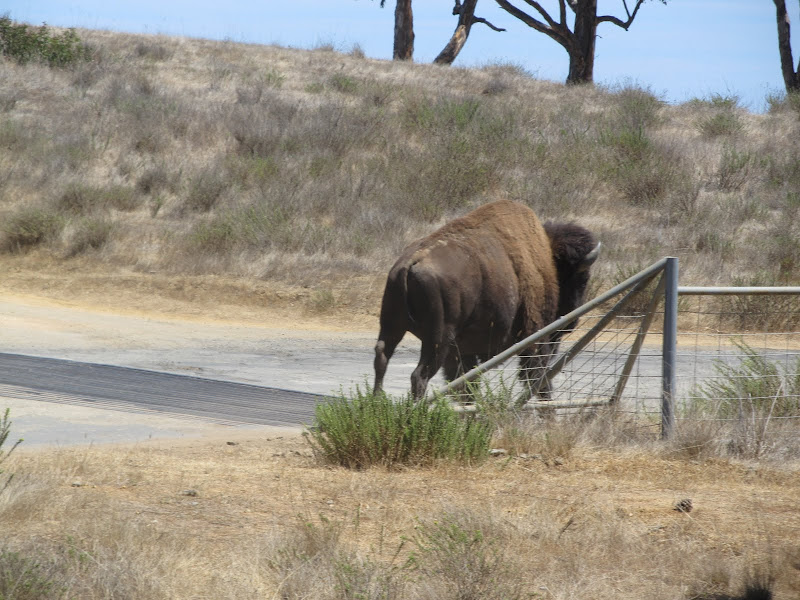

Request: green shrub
left=611, top=83, right=663, bottom=131
left=1, top=207, right=63, bottom=252
left=599, top=126, right=684, bottom=205
left=328, top=74, right=358, bottom=94
left=67, top=216, right=113, bottom=256
left=305, top=390, right=491, bottom=469
left=717, top=144, right=753, bottom=191
left=187, top=218, right=239, bottom=253
left=698, top=111, right=743, bottom=138
left=406, top=510, right=524, bottom=600
left=57, top=183, right=141, bottom=213
left=695, top=339, right=800, bottom=419
left=0, top=408, right=22, bottom=495
left=182, top=167, right=228, bottom=212
left=0, top=15, right=91, bottom=67
left=767, top=90, right=800, bottom=116
left=0, top=550, right=60, bottom=600
left=402, top=96, right=482, bottom=134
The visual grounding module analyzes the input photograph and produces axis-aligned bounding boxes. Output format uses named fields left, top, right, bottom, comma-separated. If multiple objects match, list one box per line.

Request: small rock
left=489, top=448, right=508, bottom=456
left=674, top=498, right=693, bottom=513
left=226, top=441, right=238, bottom=446
left=181, top=489, right=199, bottom=497
left=71, top=481, right=83, bottom=487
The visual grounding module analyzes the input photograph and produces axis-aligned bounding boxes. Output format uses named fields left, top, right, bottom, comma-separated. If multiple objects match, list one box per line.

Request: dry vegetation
left=1, top=27, right=799, bottom=316
left=2, top=25, right=800, bottom=599
left=1, top=425, right=798, bottom=600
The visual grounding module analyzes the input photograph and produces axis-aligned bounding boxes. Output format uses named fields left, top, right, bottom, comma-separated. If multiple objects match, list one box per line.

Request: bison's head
left=543, top=222, right=600, bottom=320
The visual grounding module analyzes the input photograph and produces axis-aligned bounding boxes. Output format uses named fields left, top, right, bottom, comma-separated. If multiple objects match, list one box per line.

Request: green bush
left=0, top=550, right=60, bottom=600
left=599, top=125, right=684, bottom=206
left=0, top=15, right=91, bottom=67
left=67, top=216, right=113, bottom=256
left=328, top=74, right=358, bottom=94
left=695, top=339, right=800, bottom=419
left=405, top=510, right=524, bottom=600
left=698, top=111, right=743, bottom=138
left=305, top=390, right=492, bottom=469
left=57, top=183, right=141, bottom=214
left=1, top=207, right=64, bottom=252
left=0, top=408, right=22, bottom=495
left=717, top=144, right=753, bottom=191
left=182, top=166, right=229, bottom=212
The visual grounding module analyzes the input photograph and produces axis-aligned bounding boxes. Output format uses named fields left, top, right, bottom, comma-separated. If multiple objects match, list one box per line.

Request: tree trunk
left=393, top=0, right=414, bottom=61
left=434, top=0, right=479, bottom=65
left=774, top=0, right=799, bottom=92
left=566, top=0, right=598, bottom=84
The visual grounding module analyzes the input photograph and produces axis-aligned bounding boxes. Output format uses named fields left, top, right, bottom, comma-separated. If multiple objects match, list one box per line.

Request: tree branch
left=452, top=0, right=506, bottom=31
left=597, top=0, right=645, bottom=30
left=472, top=16, right=506, bottom=32
left=494, top=0, right=572, bottom=48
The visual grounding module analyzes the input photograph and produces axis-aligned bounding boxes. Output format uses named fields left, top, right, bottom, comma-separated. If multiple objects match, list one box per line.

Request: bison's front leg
left=517, top=341, right=556, bottom=407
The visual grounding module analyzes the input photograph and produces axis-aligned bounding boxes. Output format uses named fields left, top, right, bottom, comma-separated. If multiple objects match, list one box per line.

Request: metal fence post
left=661, top=257, right=678, bottom=440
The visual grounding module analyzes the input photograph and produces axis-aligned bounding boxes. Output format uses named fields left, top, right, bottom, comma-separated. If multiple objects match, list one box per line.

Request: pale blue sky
left=5, top=1, right=798, bottom=112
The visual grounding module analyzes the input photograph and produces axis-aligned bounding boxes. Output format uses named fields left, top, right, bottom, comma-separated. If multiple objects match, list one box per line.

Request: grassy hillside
left=1, top=27, right=799, bottom=316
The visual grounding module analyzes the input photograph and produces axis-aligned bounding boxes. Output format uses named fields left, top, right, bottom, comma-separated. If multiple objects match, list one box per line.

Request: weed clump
left=306, top=390, right=491, bottom=469
left=1, top=207, right=64, bottom=252
left=0, top=408, right=22, bottom=495
left=0, top=15, right=91, bottom=67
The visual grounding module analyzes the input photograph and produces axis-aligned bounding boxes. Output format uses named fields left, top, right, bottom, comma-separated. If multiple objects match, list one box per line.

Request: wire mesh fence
left=441, top=261, right=667, bottom=418
left=440, top=258, right=800, bottom=450
left=674, top=293, right=800, bottom=418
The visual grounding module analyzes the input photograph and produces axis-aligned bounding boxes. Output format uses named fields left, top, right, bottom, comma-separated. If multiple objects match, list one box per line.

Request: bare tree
left=434, top=0, right=506, bottom=65
left=378, top=0, right=414, bottom=60
left=494, top=0, right=665, bottom=84
left=773, top=0, right=799, bottom=92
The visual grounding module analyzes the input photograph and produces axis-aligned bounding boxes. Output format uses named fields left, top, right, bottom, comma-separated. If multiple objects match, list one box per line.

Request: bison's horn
left=582, top=242, right=601, bottom=268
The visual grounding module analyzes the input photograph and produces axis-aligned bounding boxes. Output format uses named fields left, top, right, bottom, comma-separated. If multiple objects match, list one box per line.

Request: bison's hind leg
left=442, top=351, right=480, bottom=397
left=373, top=332, right=404, bottom=396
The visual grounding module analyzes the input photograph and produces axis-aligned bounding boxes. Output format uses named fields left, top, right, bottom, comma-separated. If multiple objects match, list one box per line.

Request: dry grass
left=1, top=429, right=798, bottom=599
left=0, top=27, right=798, bottom=312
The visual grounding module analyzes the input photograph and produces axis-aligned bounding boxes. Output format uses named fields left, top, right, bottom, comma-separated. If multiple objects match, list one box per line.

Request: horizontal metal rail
left=678, top=287, right=800, bottom=295
left=437, top=257, right=670, bottom=397
left=453, top=398, right=615, bottom=412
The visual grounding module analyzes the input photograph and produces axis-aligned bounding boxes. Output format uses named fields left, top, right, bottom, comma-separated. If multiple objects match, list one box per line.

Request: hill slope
left=1, top=27, right=799, bottom=321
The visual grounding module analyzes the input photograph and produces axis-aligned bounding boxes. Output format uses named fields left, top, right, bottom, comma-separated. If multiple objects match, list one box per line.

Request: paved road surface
left=0, top=352, right=324, bottom=427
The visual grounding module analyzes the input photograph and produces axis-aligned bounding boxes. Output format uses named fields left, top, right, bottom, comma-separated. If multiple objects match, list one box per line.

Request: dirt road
left=0, top=273, right=432, bottom=446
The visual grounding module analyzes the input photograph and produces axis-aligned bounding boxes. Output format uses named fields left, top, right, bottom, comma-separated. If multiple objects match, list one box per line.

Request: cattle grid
left=439, top=257, right=800, bottom=444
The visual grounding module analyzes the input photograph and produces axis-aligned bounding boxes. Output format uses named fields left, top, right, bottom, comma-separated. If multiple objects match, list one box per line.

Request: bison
left=373, top=200, right=599, bottom=401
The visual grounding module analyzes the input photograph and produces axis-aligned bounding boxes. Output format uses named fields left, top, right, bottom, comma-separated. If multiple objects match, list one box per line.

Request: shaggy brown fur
left=373, top=200, right=598, bottom=400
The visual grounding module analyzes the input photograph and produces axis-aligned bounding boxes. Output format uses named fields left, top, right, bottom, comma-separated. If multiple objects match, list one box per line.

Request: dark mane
left=544, top=222, right=597, bottom=267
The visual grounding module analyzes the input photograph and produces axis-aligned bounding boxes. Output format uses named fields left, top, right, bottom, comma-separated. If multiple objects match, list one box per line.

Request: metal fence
left=438, top=257, right=800, bottom=440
